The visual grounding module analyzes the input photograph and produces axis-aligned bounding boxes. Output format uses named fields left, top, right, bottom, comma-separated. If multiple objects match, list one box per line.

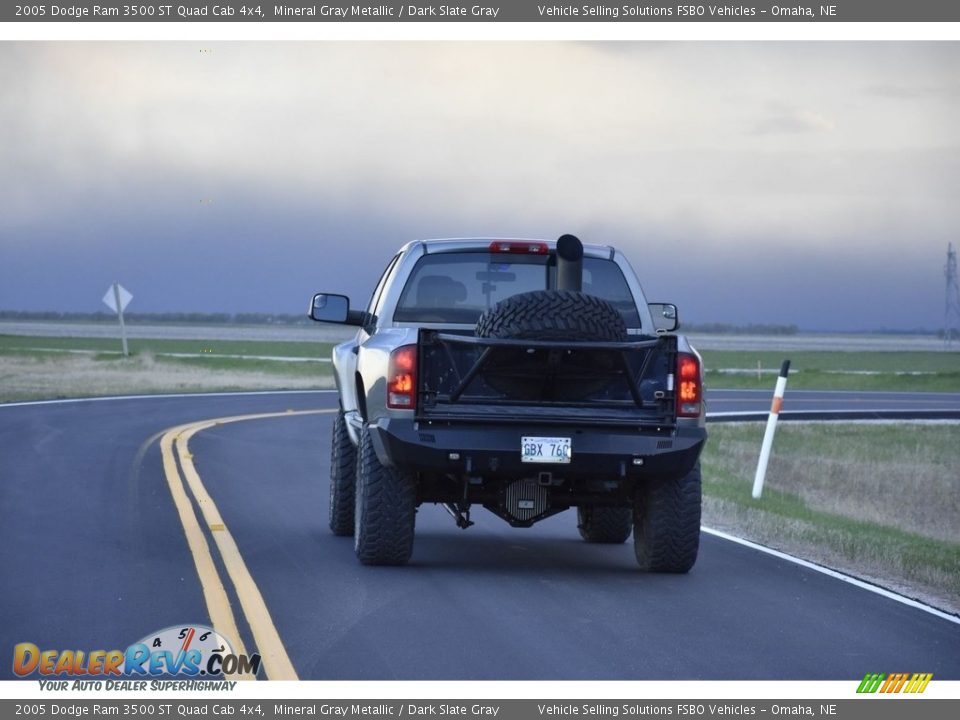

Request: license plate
left=521, top=436, right=572, bottom=464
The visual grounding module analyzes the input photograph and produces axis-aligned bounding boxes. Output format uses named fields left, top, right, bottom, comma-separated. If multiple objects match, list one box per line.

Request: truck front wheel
left=354, top=427, right=417, bottom=566
left=577, top=506, right=632, bottom=543
left=328, top=410, right=356, bottom=536
left=633, top=463, right=702, bottom=573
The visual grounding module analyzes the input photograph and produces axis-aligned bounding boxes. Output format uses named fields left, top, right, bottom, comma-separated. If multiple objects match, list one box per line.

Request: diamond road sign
left=102, top=283, right=133, bottom=314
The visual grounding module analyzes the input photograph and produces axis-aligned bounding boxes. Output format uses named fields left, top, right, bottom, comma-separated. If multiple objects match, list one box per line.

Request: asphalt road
left=1, top=389, right=958, bottom=681
left=708, top=388, right=960, bottom=419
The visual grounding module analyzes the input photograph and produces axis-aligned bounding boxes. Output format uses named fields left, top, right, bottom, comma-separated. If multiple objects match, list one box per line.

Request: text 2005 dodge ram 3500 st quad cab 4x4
left=309, top=235, right=706, bottom=570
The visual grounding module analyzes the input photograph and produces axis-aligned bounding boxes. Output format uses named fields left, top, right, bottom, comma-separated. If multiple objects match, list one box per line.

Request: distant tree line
left=0, top=310, right=312, bottom=326
left=683, top=323, right=799, bottom=335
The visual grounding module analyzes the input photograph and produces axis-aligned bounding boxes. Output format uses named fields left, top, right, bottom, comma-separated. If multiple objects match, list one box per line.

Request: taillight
left=676, top=352, right=702, bottom=418
left=387, top=345, right=417, bottom=409
left=488, top=240, right=549, bottom=254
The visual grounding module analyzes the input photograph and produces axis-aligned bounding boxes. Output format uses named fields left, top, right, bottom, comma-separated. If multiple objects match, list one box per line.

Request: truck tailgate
left=416, top=330, right=678, bottom=427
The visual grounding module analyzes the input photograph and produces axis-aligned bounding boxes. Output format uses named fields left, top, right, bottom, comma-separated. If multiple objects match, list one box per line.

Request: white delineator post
left=752, top=359, right=791, bottom=499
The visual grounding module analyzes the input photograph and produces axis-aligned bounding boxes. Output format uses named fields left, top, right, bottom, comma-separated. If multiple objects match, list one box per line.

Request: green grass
left=701, top=423, right=960, bottom=611
left=0, top=340, right=334, bottom=403
left=150, top=354, right=325, bottom=378
left=699, top=349, right=960, bottom=392
left=701, top=349, right=960, bottom=373
left=705, top=371, right=960, bottom=392
left=0, top=334, right=333, bottom=359
left=0, top=335, right=336, bottom=394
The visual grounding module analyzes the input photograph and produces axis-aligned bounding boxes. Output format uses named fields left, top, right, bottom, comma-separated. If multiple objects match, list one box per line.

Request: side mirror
left=310, top=293, right=350, bottom=323
left=648, top=302, right=679, bottom=333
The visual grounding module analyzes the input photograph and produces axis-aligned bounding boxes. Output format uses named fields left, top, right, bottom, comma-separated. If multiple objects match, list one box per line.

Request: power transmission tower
left=946, top=243, right=960, bottom=348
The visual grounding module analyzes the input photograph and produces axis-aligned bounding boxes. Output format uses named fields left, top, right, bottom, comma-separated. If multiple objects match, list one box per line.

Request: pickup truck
left=309, top=235, right=706, bottom=571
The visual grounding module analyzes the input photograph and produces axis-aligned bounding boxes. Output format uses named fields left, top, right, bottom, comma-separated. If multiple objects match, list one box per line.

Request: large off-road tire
left=328, top=410, right=357, bottom=536
left=577, top=506, right=632, bottom=544
left=633, top=463, right=702, bottom=573
left=354, top=427, right=417, bottom=566
left=475, top=290, right=627, bottom=399
left=476, top=290, right=627, bottom=342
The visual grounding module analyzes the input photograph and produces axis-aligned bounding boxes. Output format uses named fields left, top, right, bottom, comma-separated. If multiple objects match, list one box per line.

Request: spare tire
left=475, top=290, right=627, bottom=400
left=476, top=290, right=627, bottom=342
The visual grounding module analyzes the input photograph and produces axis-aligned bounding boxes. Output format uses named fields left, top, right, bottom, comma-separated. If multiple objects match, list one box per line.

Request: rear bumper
left=367, top=418, right=706, bottom=480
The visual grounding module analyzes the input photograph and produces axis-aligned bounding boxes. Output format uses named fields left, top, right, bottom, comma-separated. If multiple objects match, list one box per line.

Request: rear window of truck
left=393, top=252, right=641, bottom=327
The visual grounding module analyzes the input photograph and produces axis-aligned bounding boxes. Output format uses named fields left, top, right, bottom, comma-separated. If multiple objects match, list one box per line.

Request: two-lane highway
left=1, top=389, right=958, bottom=680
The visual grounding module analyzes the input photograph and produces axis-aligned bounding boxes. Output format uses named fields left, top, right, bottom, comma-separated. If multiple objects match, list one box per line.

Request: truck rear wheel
left=633, top=463, right=701, bottom=572
left=354, top=427, right=417, bottom=566
left=577, top=506, right=632, bottom=544
left=328, top=410, right=356, bottom=536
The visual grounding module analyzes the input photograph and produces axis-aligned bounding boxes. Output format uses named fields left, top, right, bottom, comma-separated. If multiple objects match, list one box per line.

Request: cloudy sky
left=1, top=41, right=958, bottom=330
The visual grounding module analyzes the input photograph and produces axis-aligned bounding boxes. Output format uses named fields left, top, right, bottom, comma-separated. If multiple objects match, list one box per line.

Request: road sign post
left=102, top=282, right=133, bottom=356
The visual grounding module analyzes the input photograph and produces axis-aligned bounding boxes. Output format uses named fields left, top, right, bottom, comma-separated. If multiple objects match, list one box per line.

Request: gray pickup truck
left=309, top=235, right=706, bottom=570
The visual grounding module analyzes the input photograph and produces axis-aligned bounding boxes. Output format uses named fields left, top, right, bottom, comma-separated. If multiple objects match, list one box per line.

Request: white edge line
left=0, top=389, right=337, bottom=409
left=702, top=526, right=960, bottom=625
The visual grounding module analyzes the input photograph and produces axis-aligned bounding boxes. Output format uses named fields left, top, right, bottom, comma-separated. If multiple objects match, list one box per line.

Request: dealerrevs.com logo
left=857, top=673, right=933, bottom=694
left=13, top=625, right=261, bottom=679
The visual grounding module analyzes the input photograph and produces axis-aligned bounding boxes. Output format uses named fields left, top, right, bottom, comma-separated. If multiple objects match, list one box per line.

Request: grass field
left=698, top=349, right=960, bottom=392
left=701, top=423, right=960, bottom=613
left=0, top=335, right=335, bottom=402
left=0, top=334, right=330, bottom=359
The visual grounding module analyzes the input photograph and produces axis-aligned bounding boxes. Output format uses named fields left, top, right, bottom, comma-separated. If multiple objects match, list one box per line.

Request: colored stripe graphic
left=882, top=673, right=907, bottom=693
left=857, top=672, right=931, bottom=693
left=857, top=673, right=885, bottom=693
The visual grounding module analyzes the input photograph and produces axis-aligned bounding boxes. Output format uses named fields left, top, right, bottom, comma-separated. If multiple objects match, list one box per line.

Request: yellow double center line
left=159, top=409, right=335, bottom=681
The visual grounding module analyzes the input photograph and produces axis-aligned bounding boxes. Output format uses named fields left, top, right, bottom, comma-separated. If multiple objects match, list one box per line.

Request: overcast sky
left=1, top=41, right=958, bottom=330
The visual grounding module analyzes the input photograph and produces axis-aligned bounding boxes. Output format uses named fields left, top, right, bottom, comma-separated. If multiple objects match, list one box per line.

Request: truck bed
left=416, top=330, right=679, bottom=427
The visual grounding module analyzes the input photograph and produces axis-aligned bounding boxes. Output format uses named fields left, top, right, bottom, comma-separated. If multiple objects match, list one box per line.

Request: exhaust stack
left=556, top=234, right=584, bottom=292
